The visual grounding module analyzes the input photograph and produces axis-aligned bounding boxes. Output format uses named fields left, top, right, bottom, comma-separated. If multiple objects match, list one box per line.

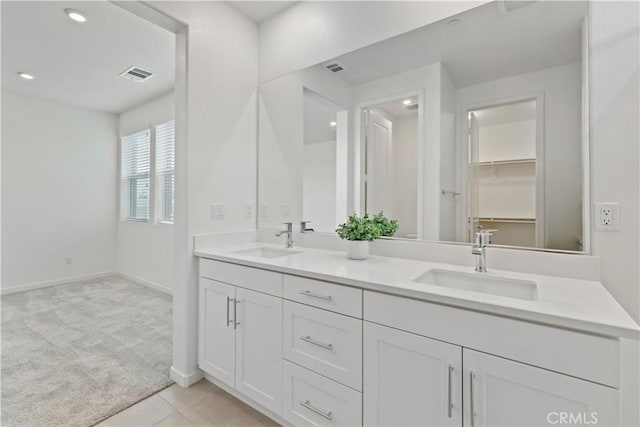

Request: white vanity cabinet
left=463, top=349, right=619, bottom=427
left=363, top=322, right=462, bottom=427
left=364, top=291, right=621, bottom=427
left=197, top=256, right=625, bottom=427
left=198, top=260, right=283, bottom=416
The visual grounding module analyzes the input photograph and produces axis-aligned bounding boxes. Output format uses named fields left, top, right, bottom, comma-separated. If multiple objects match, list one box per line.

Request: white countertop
left=195, top=242, right=640, bottom=339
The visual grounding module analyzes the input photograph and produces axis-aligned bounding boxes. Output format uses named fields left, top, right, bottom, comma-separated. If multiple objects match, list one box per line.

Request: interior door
left=463, top=349, right=619, bottom=427
left=467, top=112, right=480, bottom=242
left=363, top=322, right=463, bottom=427
left=198, top=278, right=236, bottom=388
left=235, top=287, right=283, bottom=415
left=366, top=111, right=393, bottom=216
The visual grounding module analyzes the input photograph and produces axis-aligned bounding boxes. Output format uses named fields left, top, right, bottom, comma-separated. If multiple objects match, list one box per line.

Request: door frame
left=456, top=92, right=545, bottom=248
left=353, top=89, right=425, bottom=237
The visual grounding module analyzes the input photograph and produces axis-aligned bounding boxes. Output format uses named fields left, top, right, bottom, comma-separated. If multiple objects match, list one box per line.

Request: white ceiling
left=371, top=97, right=419, bottom=119
left=474, top=99, right=537, bottom=126
left=1, top=1, right=175, bottom=114
left=322, top=1, right=588, bottom=88
left=228, top=1, right=298, bottom=23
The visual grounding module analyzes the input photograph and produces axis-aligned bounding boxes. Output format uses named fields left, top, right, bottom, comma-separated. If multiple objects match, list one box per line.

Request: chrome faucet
left=276, top=222, right=294, bottom=248
left=300, top=221, right=314, bottom=233
left=472, top=230, right=493, bottom=273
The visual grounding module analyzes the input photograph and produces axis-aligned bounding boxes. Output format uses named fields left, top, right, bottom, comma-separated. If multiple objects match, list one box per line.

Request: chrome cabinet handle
left=226, top=296, right=233, bottom=327
left=299, top=400, right=333, bottom=421
left=470, top=371, right=476, bottom=427
left=300, top=290, right=333, bottom=302
left=300, top=335, right=333, bottom=350
left=448, top=365, right=454, bottom=418
left=234, top=299, right=240, bottom=329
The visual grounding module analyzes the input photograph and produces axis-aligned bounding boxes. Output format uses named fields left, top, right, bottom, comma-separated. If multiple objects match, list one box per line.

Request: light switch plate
left=211, top=203, right=225, bottom=220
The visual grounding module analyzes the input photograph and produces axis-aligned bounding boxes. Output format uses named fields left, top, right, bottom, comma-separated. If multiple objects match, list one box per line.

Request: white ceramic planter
left=347, top=240, right=370, bottom=260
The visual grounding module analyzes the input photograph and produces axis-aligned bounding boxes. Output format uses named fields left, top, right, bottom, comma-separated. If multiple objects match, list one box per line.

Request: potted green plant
left=373, top=211, right=399, bottom=237
left=336, top=213, right=380, bottom=259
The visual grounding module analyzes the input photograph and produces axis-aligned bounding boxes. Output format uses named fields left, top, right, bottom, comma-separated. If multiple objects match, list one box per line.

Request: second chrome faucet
left=276, top=221, right=314, bottom=248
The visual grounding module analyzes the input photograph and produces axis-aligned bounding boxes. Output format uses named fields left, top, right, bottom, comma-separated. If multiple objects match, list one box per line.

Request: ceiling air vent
left=405, top=104, right=419, bottom=111
left=325, top=63, right=344, bottom=73
left=119, top=66, right=153, bottom=82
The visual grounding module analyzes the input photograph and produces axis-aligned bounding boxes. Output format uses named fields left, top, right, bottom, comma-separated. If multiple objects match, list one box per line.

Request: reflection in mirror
left=258, top=67, right=350, bottom=232
left=303, top=90, right=345, bottom=233
left=258, top=0, right=590, bottom=253
left=468, top=100, right=540, bottom=248
left=363, top=97, right=420, bottom=239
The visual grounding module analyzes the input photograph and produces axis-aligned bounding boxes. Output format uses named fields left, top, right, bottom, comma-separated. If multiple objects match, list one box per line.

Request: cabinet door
left=463, top=349, right=619, bottom=427
left=199, top=278, right=236, bottom=388
left=235, top=287, right=283, bottom=415
left=364, top=322, right=462, bottom=426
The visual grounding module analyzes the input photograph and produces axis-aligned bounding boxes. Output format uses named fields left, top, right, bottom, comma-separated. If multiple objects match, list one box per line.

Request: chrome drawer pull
left=470, top=371, right=476, bottom=427
left=226, top=296, right=233, bottom=327
left=300, top=400, right=333, bottom=421
left=300, top=290, right=333, bottom=302
left=448, top=365, right=454, bottom=418
left=300, top=335, right=333, bottom=350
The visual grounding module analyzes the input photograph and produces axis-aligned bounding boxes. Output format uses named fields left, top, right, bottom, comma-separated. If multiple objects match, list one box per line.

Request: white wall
left=1, top=91, right=117, bottom=290
left=478, top=120, right=536, bottom=162
left=439, top=66, right=457, bottom=241
left=143, top=1, right=259, bottom=385
left=258, top=1, right=487, bottom=83
left=303, top=140, right=337, bottom=233
left=590, top=0, right=639, bottom=328
left=391, top=116, right=418, bottom=238
left=117, top=91, right=174, bottom=292
left=457, top=62, right=582, bottom=251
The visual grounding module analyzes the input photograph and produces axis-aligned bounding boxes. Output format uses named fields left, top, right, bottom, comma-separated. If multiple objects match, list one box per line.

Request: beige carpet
left=1, top=275, right=173, bottom=427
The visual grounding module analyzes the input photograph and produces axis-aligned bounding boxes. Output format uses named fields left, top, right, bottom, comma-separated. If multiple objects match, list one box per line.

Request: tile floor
left=96, top=380, right=281, bottom=427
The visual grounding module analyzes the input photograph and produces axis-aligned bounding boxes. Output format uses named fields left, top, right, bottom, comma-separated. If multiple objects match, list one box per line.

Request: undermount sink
left=413, top=269, right=538, bottom=301
left=233, top=247, right=301, bottom=259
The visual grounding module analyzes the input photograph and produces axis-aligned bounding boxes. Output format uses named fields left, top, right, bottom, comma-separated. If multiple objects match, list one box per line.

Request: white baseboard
left=1, top=271, right=173, bottom=296
left=0, top=271, right=118, bottom=295
left=117, top=272, right=173, bottom=295
left=170, top=366, right=204, bottom=387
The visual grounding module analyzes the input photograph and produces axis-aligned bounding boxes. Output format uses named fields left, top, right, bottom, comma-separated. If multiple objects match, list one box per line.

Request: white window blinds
left=121, top=129, right=151, bottom=221
left=155, top=120, right=175, bottom=223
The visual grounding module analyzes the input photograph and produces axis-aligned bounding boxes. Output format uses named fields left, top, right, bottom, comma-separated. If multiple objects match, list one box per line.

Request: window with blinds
left=121, top=129, right=151, bottom=221
left=155, top=120, right=175, bottom=223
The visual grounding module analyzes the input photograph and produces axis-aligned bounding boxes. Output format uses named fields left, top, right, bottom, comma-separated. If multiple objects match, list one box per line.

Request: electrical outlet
left=65, top=256, right=73, bottom=265
left=245, top=203, right=252, bottom=219
left=211, top=203, right=225, bottom=220
left=595, top=202, right=619, bottom=231
left=259, top=204, right=267, bottom=218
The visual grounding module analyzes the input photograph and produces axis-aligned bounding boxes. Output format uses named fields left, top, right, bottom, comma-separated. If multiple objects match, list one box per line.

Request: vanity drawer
left=364, top=291, right=620, bottom=388
left=283, top=360, right=362, bottom=427
left=199, top=258, right=283, bottom=297
left=284, top=275, right=362, bottom=318
left=284, top=300, right=362, bottom=390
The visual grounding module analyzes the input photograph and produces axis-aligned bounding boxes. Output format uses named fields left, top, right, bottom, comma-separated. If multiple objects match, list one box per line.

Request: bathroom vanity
left=195, top=243, right=638, bottom=427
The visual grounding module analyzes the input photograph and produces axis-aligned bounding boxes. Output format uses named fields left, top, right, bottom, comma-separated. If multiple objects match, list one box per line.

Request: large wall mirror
left=258, top=0, right=590, bottom=253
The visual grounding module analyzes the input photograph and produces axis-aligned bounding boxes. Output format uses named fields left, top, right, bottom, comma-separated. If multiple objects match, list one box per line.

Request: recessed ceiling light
left=65, top=8, right=87, bottom=23
left=329, top=121, right=337, bottom=127
left=18, top=72, right=34, bottom=80
left=402, top=99, right=412, bottom=106
left=448, top=19, right=461, bottom=26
